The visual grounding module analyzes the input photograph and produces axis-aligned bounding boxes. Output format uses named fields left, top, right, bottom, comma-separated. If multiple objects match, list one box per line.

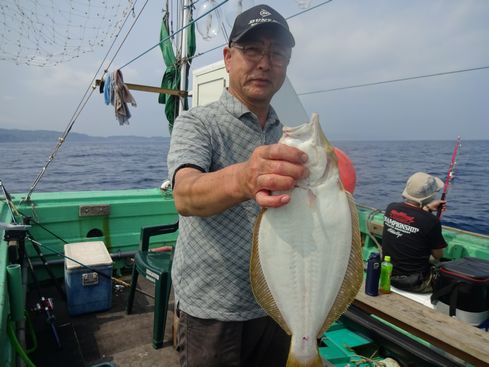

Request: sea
left=1, top=139, right=488, bottom=235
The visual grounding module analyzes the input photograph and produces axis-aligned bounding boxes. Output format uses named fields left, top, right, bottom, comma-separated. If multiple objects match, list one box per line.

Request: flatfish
left=251, top=113, right=363, bottom=367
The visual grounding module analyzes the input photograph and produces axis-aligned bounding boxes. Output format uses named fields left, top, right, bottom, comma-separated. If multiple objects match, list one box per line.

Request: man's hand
left=172, top=144, right=308, bottom=216
left=425, top=199, right=447, bottom=213
left=238, top=143, right=308, bottom=208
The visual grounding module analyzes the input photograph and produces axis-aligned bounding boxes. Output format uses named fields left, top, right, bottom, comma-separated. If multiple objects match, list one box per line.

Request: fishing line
left=26, top=236, right=155, bottom=299
left=4, top=191, right=165, bottom=299
left=25, top=229, right=67, bottom=300
left=5, top=206, right=70, bottom=245
left=5, top=205, right=154, bottom=299
left=25, top=250, right=62, bottom=349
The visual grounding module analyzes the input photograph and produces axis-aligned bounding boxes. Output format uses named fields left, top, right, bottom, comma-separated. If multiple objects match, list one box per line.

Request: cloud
left=1, top=0, right=487, bottom=139
left=20, top=62, right=97, bottom=97
left=288, top=1, right=489, bottom=94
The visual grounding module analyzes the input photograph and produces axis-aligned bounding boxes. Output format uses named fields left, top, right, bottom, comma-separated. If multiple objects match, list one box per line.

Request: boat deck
left=17, top=272, right=489, bottom=367
left=27, top=274, right=180, bottom=367
left=20, top=263, right=489, bottom=367
left=354, top=287, right=489, bottom=367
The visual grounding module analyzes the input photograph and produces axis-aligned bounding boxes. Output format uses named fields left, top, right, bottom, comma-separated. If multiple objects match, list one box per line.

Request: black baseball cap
left=228, top=4, right=295, bottom=47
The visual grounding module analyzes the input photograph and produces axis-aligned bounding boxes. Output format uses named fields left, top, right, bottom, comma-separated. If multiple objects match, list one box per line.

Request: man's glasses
left=232, top=43, right=291, bottom=67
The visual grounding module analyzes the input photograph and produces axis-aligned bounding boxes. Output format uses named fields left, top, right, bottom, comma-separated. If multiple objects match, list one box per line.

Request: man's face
left=224, top=31, right=291, bottom=108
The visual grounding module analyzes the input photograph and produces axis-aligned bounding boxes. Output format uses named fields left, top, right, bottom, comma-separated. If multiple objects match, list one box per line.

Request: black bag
left=431, top=257, right=489, bottom=316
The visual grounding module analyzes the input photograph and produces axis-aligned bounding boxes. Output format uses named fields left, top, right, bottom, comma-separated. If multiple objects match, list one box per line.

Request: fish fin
left=286, top=352, right=324, bottom=367
left=318, top=192, right=363, bottom=335
left=311, top=113, right=337, bottom=164
left=250, top=209, right=291, bottom=335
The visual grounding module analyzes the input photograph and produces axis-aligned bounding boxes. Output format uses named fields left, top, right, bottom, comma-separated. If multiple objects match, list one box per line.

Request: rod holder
left=7, top=264, right=24, bottom=322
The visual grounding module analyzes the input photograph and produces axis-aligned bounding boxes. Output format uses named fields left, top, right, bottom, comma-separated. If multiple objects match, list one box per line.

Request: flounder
left=251, top=113, right=363, bottom=367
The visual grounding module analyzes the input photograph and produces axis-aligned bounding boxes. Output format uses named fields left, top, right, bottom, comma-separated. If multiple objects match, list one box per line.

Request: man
left=167, top=5, right=308, bottom=366
left=381, top=172, right=448, bottom=293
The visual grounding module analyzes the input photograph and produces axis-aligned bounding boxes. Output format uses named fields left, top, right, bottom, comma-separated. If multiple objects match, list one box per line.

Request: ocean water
left=1, top=139, right=488, bottom=235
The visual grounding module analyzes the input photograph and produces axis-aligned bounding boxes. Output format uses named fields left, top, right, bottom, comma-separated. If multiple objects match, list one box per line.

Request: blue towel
left=103, top=73, right=112, bottom=105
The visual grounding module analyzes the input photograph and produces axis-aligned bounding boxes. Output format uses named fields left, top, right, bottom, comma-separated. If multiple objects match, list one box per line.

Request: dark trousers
left=176, top=310, right=291, bottom=367
left=391, top=267, right=436, bottom=293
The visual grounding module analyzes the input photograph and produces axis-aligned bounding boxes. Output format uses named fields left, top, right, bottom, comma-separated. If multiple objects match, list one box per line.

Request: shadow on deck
left=27, top=275, right=179, bottom=367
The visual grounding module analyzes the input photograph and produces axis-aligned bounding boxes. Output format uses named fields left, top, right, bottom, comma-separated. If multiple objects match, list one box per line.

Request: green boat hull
left=358, top=204, right=489, bottom=262
left=1, top=189, right=488, bottom=366
left=0, top=188, right=178, bottom=365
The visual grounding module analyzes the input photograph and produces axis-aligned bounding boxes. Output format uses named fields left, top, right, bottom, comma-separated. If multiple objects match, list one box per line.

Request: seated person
left=381, top=172, right=447, bottom=293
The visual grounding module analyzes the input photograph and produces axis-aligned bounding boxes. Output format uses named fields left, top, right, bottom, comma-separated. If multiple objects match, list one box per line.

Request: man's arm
left=173, top=143, right=308, bottom=217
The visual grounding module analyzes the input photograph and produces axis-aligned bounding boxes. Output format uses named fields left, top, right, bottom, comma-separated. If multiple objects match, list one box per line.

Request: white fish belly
left=257, top=179, right=352, bottom=357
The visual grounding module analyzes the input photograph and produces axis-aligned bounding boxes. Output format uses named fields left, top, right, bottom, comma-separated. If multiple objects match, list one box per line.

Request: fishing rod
left=1, top=182, right=63, bottom=348
left=26, top=248, right=62, bottom=349
left=24, top=218, right=67, bottom=301
left=4, top=203, right=153, bottom=297
left=0, top=180, right=20, bottom=224
left=437, top=136, right=461, bottom=219
left=26, top=237, right=155, bottom=299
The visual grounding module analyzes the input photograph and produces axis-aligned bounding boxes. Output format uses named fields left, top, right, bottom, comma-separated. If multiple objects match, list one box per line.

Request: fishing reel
left=33, top=296, right=61, bottom=349
left=34, top=296, right=55, bottom=318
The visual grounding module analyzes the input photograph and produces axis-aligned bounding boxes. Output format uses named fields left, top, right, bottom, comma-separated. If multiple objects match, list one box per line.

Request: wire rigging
left=25, top=0, right=150, bottom=201
left=26, top=0, right=326, bottom=196
left=297, top=66, right=489, bottom=96
left=21, top=0, right=487, bottom=196
left=120, top=0, right=230, bottom=69
left=286, top=0, right=334, bottom=20
left=0, top=0, right=136, bottom=66
left=182, top=0, right=335, bottom=64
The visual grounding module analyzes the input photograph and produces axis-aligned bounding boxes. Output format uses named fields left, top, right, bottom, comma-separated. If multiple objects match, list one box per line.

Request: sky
left=1, top=0, right=488, bottom=140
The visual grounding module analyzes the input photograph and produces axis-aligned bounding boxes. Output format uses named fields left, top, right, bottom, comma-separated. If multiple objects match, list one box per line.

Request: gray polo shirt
left=167, top=89, right=283, bottom=320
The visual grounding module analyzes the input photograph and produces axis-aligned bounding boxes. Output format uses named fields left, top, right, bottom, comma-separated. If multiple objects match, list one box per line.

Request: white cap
left=402, top=172, right=444, bottom=204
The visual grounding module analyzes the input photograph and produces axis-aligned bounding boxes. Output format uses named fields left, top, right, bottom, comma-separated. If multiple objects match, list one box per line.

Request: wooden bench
left=354, top=288, right=489, bottom=366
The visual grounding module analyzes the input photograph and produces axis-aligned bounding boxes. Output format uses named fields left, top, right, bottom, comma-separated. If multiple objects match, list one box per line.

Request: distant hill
left=0, top=128, right=168, bottom=143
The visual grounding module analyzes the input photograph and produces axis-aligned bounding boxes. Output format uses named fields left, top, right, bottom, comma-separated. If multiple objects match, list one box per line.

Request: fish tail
left=286, top=352, right=324, bottom=367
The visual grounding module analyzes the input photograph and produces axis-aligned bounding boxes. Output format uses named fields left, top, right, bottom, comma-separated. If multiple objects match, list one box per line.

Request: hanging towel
left=103, top=73, right=112, bottom=105
left=112, top=69, right=137, bottom=125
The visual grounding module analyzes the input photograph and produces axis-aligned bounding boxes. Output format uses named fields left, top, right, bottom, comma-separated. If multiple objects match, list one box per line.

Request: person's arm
left=431, top=248, right=444, bottom=259
left=423, top=199, right=446, bottom=213
left=173, top=143, right=308, bottom=217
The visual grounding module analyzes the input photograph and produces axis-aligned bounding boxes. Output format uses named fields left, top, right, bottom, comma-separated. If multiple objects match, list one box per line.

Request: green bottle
left=379, top=255, right=393, bottom=294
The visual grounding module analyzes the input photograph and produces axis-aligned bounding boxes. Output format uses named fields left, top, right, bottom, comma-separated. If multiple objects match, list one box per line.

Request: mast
left=179, top=0, right=191, bottom=113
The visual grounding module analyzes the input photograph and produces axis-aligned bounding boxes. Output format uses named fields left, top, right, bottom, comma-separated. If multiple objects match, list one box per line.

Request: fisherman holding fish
left=381, top=172, right=448, bottom=293
left=168, top=5, right=306, bottom=366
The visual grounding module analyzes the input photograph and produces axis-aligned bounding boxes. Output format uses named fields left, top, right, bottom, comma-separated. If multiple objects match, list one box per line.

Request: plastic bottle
left=379, top=255, right=393, bottom=294
left=365, top=252, right=381, bottom=296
